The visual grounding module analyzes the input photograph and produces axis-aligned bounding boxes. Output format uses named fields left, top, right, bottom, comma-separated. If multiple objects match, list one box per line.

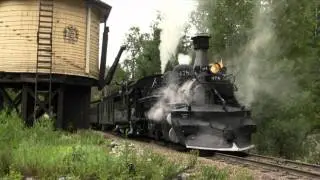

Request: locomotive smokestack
left=191, top=33, right=210, bottom=70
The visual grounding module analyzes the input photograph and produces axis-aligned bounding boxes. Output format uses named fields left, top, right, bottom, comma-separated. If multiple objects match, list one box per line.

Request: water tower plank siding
left=89, top=8, right=101, bottom=78
left=0, top=0, right=38, bottom=73
left=0, top=0, right=102, bottom=80
left=52, top=0, right=87, bottom=77
left=0, top=0, right=112, bottom=129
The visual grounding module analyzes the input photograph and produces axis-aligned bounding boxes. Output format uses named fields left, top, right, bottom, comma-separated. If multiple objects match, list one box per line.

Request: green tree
left=254, top=1, right=320, bottom=159
left=123, top=27, right=148, bottom=79
left=123, top=17, right=162, bottom=80
left=104, top=64, right=129, bottom=95
left=135, top=20, right=162, bottom=79
left=91, top=64, right=129, bottom=100
left=191, top=0, right=255, bottom=61
left=192, top=0, right=320, bottom=160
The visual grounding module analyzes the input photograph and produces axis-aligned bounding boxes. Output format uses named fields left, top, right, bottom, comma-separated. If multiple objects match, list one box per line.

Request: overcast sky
left=99, top=0, right=197, bottom=66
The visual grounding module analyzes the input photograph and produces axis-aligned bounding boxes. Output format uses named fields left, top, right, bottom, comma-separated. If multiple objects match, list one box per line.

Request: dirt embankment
left=102, top=132, right=287, bottom=180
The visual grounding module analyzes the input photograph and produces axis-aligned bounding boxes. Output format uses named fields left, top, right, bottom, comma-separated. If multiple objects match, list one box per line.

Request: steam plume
left=232, top=2, right=298, bottom=108
left=147, top=80, right=195, bottom=122
left=158, top=0, right=194, bottom=73
left=190, top=0, right=298, bottom=108
left=178, top=53, right=192, bottom=65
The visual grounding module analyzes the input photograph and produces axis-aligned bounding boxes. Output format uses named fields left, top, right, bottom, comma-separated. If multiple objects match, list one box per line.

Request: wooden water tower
left=0, top=0, right=124, bottom=129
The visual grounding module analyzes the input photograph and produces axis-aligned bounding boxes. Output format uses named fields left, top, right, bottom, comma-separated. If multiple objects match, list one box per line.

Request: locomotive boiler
left=90, top=33, right=257, bottom=151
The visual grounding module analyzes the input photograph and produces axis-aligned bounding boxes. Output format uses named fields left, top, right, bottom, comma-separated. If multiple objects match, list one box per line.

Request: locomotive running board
left=186, top=143, right=255, bottom=151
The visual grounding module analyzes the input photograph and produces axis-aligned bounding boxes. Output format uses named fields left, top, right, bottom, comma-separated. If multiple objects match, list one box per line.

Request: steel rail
left=248, top=153, right=320, bottom=174
left=214, top=153, right=320, bottom=179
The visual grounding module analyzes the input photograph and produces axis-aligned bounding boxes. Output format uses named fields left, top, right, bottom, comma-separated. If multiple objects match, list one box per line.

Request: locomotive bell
left=192, top=33, right=210, bottom=71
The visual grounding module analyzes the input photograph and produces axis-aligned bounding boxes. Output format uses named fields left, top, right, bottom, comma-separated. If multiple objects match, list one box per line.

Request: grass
left=194, top=166, right=229, bottom=180
left=0, top=112, right=253, bottom=180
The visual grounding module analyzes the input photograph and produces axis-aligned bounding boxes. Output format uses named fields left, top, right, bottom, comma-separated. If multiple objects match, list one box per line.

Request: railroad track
left=103, top=131, right=320, bottom=179
left=213, top=152, right=320, bottom=180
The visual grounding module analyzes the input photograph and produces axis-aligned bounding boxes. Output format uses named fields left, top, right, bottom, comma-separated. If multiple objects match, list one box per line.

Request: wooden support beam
left=0, top=83, right=92, bottom=130
left=25, top=87, right=58, bottom=118
left=22, top=84, right=35, bottom=127
left=12, top=92, right=22, bottom=113
left=26, top=88, right=51, bottom=116
left=0, top=87, right=21, bottom=114
left=56, top=85, right=64, bottom=129
left=0, top=90, right=3, bottom=111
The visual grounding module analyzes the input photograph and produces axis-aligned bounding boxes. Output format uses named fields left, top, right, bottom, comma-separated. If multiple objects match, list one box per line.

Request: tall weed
left=0, top=113, right=191, bottom=179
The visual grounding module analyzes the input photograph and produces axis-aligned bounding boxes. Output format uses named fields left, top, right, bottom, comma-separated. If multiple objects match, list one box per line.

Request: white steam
left=234, top=7, right=275, bottom=107
left=158, top=0, right=195, bottom=73
left=233, top=3, right=298, bottom=108
left=147, top=0, right=300, bottom=122
left=147, top=80, right=196, bottom=122
left=178, top=53, right=192, bottom=65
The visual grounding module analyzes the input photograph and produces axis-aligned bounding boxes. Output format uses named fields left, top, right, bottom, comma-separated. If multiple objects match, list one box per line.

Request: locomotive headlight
left=210, top=63, right=221, bottom=74
left=210, top=59, right=224, bottom=74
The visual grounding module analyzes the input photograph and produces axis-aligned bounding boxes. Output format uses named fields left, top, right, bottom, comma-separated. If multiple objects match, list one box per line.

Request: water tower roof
left=87, top=0, right=112, bottom=22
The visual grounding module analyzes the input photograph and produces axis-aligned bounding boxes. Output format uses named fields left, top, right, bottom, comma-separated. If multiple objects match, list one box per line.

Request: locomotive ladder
left=34, top=0, right=54, bottom=120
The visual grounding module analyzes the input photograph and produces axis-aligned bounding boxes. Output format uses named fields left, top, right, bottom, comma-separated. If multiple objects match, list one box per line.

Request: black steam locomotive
left=90, top=34, right=256, bottom=152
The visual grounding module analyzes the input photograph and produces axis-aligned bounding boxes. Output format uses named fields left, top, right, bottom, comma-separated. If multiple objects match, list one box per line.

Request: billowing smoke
left=178, top=53, right=192, bottom=65
left=148, top=0, right=300, bottom=122
left=191, top=0, right=298, bottom=108
left=233, top=5, right=276, bottom=107
left=147, top=80, right=195, bottom=122
left=158, top=0, right=194, bottom=73
left=232, top=3, right=298, bottom=108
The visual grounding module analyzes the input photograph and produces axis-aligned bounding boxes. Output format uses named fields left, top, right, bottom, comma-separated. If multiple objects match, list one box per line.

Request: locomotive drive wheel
left=168, top=127, right=179, bottom=143
left=161, top=123, right=174, bottom=142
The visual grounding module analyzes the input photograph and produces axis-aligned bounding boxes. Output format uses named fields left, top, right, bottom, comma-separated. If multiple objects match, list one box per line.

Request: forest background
left=92, top=0, right=320, bottom=163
